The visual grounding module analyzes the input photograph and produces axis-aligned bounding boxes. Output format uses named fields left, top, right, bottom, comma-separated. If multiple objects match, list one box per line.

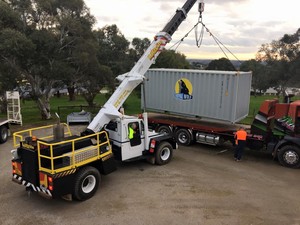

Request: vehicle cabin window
left=128, top=122, right=141, bottom=146
left=106, top=121, right=117, bottom=132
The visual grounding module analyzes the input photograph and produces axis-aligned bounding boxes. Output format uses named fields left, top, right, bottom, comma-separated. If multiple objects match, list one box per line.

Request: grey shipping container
left=141, top=68, right=252, bottom=123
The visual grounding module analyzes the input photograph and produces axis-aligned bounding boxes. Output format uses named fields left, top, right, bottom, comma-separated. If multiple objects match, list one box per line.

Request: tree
left=130, top=37, right=151, bottom=61
left=55, top=0, right=97, bottom=101
left=0, top=27, right=35, bottom=110
left=94, top=25, right=131, bottom=76
left=256, top=28, right=300, bottom=96
left=152, top=50, right=190, bottom=69
left=81, top=64, right=113, bottom=107
left=206, top=57, right=236, bottom=71
left=240, top=59, right=269, bottom=95
left=0, top=0, right=98, bottom=119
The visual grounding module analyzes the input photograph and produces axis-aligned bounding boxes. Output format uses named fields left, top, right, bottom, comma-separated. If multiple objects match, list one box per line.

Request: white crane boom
left=87, top=0, right=198, bottom=133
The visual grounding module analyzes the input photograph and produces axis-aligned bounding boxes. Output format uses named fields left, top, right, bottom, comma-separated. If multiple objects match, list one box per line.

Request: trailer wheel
left=0, top=125, right=8, bottom=144
left=278, top=145, right=300, bottom=168
left=157, top=125, right=172, bottom=135
left=155, top=142, right=173, bottom=165
left=175, top=128, right=192, bottom=146
left=73, top=166, right=101, bottom=201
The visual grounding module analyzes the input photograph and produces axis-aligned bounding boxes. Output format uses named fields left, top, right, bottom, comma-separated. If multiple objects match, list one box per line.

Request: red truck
left=146, top=98, right=300, bottom=168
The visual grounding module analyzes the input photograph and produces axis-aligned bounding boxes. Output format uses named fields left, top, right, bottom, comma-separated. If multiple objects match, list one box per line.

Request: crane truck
left=11, top=0, right=201, bottom=201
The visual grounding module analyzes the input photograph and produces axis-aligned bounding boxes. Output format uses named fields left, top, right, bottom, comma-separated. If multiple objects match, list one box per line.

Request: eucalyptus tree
left=256, top=28, right=300, bottom=95
left=0, top=0, right=97, bottom=119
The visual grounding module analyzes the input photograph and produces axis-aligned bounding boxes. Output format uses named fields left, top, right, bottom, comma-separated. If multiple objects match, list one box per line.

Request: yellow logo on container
left=174, top=78, right=193, bottom=100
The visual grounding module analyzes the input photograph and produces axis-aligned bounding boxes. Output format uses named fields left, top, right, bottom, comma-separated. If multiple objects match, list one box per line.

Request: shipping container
left=142, top=68, right=252, bottom=123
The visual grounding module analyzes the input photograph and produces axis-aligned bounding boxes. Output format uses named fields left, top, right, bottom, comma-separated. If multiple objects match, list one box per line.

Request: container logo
left=174, top=78, right=193, bottom=100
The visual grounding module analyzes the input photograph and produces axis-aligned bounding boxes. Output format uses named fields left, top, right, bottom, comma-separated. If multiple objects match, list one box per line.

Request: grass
left=1, top=92, right=296, bottom=127
left=6, top=92, right=142, bottom=126
left=240, top=95, right=278, bottom=124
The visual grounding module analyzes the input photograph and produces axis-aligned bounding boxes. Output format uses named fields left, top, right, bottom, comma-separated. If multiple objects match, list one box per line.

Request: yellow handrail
left=37, top=131, right=111, bottom=174
left=13, top=123, right=72, bottom=148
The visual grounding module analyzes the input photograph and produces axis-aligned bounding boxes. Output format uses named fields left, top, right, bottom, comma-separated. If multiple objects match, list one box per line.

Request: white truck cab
left=104, top=114, right=175, bottom=164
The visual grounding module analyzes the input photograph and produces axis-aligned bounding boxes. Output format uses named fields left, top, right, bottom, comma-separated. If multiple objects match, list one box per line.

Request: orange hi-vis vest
left=235, top=129, right=247, bottom=144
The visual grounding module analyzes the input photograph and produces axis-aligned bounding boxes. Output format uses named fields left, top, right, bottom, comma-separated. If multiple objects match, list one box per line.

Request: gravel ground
left=0, top=125, right=300, bottom=225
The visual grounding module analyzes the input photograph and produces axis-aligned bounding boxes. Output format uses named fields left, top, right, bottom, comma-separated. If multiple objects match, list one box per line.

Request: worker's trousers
left=234, top=140, right=246, bottom=160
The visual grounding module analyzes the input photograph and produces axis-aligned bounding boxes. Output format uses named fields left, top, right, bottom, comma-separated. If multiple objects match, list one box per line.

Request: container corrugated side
left=142, top=68, right=252, bottom=123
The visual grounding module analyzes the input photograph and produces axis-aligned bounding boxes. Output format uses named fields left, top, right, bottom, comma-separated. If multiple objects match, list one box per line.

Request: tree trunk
left=83, top=93, right=96, bottom=107
left=36, top=97, right=51, bottom=120
left=68, top=86, right=76, bottom=101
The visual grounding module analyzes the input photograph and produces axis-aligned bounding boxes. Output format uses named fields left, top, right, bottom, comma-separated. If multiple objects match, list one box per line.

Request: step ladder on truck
left=0, top=91, right=22, bottom=144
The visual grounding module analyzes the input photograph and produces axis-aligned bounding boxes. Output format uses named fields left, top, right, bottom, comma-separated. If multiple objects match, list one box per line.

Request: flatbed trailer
left=147, top=97, right=300, bottom=169
left=147, top=112, right=241, bottom=146
left=147, top=113, right=264, bottom=146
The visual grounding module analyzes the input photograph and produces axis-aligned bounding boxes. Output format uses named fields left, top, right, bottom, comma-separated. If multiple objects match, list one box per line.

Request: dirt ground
left=0, top=125, right=300, bottom=225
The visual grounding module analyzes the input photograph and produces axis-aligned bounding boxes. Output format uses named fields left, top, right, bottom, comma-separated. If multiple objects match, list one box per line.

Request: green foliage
left=81, top=64, right=114, bottom=107
left=256, top=28, right=300, bottom=93
left=206, top=57, right=236, bottom=71
left=94, top=25, right=131, bottom=75
left=0, top=1, right=22, bottom=30
left=152, top=50, right=190, bottom=69
left=0, top=28, right=35, bottom=60
left=0, top=0, right=101, bottom=119
left=240, top=59, right=270, bottom=95
left=131, top=37, right=151, bottom=60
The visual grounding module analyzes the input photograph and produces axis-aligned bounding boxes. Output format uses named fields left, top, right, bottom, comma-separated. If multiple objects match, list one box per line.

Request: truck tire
left=278, top=145, right=300, bottom=168
left=175, top=128, right=192, bottom=146
left=157, top=125, right=172, bottom=135
left=73, top=166, right=101, bottom=201
left=155, top=142, right=173, bottom=165
left=0, top=125, right=8, bottom=144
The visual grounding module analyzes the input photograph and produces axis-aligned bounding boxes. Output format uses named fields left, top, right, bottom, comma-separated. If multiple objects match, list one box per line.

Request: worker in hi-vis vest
left=128, top=123, right=137, bottom=139
left=234, top=127, right=247, bottom=161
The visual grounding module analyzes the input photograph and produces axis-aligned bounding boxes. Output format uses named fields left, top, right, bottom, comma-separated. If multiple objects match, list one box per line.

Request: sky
left=84, top=0, right=299, bottom=61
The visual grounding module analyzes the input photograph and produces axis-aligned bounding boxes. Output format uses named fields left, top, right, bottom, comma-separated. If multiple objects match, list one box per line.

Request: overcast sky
left=84, top=0, right=299, bottom=60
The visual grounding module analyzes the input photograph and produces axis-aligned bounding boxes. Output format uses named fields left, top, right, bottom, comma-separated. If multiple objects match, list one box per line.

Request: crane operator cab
left=104, top=117, right=145, bottom=161
left=104, top=115, right=175, bottom=164
left=128, top=122, right=142, bottom=146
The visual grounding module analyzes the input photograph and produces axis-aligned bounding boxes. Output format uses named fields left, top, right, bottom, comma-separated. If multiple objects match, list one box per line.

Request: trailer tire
left=157, top=125, right=172, bottom=135
left=278, top=145, right=300, bottom=168
left=175, top=128, right=192, bottom=146
left=73, top=166, right=101, bottom=201
left=155, top=142, right=173, bottom=165
left=0, top=125, right=8, bottom=144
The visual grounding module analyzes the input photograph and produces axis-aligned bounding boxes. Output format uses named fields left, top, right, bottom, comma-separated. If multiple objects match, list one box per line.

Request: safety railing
left=37, top=131, right=112, bottom=174
left=13, top=123, right=72, bottom=148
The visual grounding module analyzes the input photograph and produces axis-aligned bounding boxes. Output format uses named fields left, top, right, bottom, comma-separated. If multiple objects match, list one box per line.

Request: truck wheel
left=0, top=126, right=8, bottom=143
left=278, top=145, right=300, bottom=168
left=73, top=166, right=101, bottom=201
left=155, top=142, right=173, bottom=165
left=157, top=125, right=172, bottom=135
left=175, top=128, right=192, bottom=146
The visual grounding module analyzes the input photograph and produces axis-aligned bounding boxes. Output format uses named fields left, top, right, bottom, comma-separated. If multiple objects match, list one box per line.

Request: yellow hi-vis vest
left=129, top=127, right=134, bottom=139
